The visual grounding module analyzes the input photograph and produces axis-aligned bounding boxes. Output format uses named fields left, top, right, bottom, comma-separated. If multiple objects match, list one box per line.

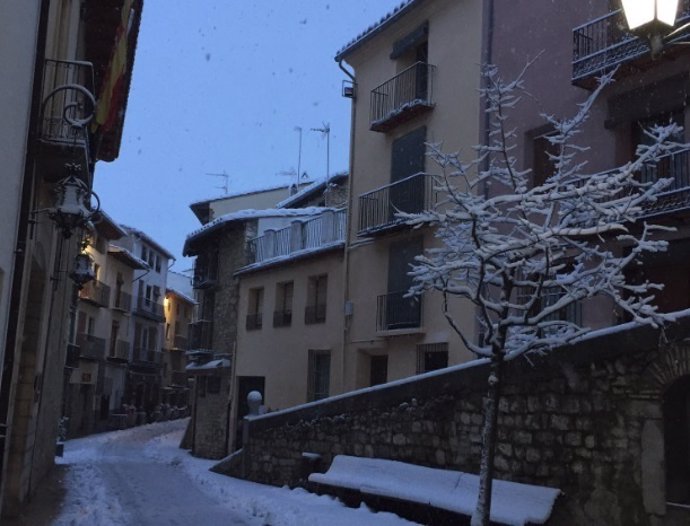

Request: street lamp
left=48, top=164, right=101, bottom=238
left=70, top=251, right=95, bottom=288
left=620, top=0, right=687, bottom=55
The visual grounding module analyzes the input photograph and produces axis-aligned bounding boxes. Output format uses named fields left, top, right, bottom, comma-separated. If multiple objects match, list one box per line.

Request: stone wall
left=190, top=371, right=232, bottom=459
left=223, top=319, right=690, bottom=526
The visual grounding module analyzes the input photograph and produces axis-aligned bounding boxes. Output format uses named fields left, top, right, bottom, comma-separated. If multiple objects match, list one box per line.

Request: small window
left=246, top=287, right=264, bottom=330
left=307, top=350, right=331, bottom=401
left=305, top=275, right=327, bottom=324
left=141, top=246, right=147, bottom=261
left=274, top=281, right=294, bottom=327
left=531, top=130, right=559, bottom=188
left=416, top=343, right=448, bottom=374
left=155, top=255, right=162, bottom=273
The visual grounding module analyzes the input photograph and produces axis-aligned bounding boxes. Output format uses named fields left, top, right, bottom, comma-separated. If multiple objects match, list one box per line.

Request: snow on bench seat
left=309, top=455, right=560, bottom=526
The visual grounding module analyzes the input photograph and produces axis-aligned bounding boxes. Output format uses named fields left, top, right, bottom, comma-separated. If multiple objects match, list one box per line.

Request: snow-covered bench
left=308, top=455, right=560, bottom=526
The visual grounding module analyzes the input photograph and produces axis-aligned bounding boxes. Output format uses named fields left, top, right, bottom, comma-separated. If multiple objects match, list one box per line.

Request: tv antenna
left=311, top=122, right=330, bottom=183
left=205, top=171, right=230, bottom=195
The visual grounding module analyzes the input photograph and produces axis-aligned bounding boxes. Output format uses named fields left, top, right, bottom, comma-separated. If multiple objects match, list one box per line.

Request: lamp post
left=620, top=0, right=688, bottom=55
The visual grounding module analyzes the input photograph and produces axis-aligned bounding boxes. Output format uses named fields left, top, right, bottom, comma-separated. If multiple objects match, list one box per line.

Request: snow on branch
left=403, top=63, right=688, bottom=362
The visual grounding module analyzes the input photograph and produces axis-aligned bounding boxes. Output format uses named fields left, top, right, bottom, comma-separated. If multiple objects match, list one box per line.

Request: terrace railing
left=376, top=291, right=422, bottom=332
left=135, top=296, right=164, bottom=321
left=79, top=279, right=111, bottom=308
left=189, top=320, right=213, bottom=350
left=77, top=333, right=106, bottom=361
left=113, top=290, right=132, bottom=312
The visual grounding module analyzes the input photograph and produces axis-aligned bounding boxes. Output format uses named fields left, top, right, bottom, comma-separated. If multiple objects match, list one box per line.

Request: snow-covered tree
left=403, top=63, right=684, bottom=526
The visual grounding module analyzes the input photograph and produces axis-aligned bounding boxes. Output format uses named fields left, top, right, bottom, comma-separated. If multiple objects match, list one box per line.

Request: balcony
left=193, top=259, right=218, bottom=289
left=134, top=296, right=164, bottom=321
left=633, top=147, right=690, bottom=218
left=173, top=335, right=188, bottom=350
left=65, top=343, right=80, bottom=368
left=246, top=313, right=263, bottom=331
left=376, top=291, right=422, bottom=332
left=246, top=209, right=346, bottom=266
left=304, top=304, right=326, bottom=325
left=108, top=339, right=130, bottom=362
left=112, top=290, right=132, bottom=312
left=273, top=310, right=292, bottom=327
left=189, top=320, right=213, bottom=350
left=572, top=3, right=690, bottom=88
left=132, top=348, right=163, bottom=366
left=79, top=279, right=111, bottom=308
left=370, top=62, right=436, bottom=132
left=76, top=333, right=106, bottom=361
left=358, top=173, right=436, bottom=235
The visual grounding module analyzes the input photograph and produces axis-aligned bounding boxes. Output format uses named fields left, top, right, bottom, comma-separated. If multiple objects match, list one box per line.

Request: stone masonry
left=220, top=318, right=690, bottom=526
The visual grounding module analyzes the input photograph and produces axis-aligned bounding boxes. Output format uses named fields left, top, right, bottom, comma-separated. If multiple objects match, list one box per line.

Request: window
left=370, top=355, right=388, bottom=386
left=305, top=275, right=327, bottom=324
left=307, top=350, right=331, bottom=401
left=155, top=255, right=161, bottom=273
left=246, top=287, right=264, bottom=330
left=531, top=129, right=559, bottom=187
left=165, top=323, right=170, bottom=339
left=390, top=126, right=427, bottom=216
left=416, top=343, right=449, bottom=374
left=273, top=281, right=294, bottom=327
left=379, top=237, right=423, bottom=330
left=141, top=246, right=147, bottom=261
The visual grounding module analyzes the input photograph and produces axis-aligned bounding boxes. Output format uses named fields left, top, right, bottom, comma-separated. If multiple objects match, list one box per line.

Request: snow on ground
left=55, top=419, right=417, bottom=526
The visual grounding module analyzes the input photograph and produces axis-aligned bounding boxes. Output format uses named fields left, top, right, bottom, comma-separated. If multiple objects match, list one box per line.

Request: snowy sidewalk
left=49, top=419, right=417, bottom=525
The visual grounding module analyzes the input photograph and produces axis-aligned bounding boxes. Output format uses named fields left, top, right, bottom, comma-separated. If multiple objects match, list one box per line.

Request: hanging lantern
left=48, top=164, right=100, bottom=238
left=70, top=252, right=95, bottom=288
left=621, top=0, right=679, bottom=30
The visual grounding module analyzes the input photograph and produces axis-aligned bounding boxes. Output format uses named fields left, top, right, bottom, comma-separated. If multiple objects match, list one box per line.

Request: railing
left=192, top=257, right=218, bottom=289
left=358, top=173, right=436, bottom=234
left=273, top=310, right=292, bottom=327
left=113, top=290, right=132, bottom=312
left=134, top=296, right=164, bottom=320
left=65, top=343, right=81, bottom=368
left=246, top=209, right=346, bottom=265
left=189, top=320, right=213, bottom=350
left=376, top=291, right=422, bottom=331
left=572, top=3, right=690, bottom=84
left=173, top=335, right=188, bottom=350
left=79, top=279, right=111, bottom=308
left=76, top=333, right=106, bottom=360
left=246, top=313, right=263, bottom=331
left=109, top=339, right=130, bottom=361
left=370, top=62, right=436, bottom=131
left=40, top=59, right=95, bottom=147
left=304, top=304, right=326, bottom=325
left=133, top=347, right=162, bottom=365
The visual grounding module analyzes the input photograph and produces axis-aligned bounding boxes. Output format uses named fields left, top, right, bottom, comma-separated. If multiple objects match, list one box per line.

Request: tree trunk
left=471, top=356, right=503, bottom=526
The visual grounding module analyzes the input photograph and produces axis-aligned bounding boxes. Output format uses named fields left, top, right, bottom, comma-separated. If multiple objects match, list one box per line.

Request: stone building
left=0, top=0, right=143, bottom=516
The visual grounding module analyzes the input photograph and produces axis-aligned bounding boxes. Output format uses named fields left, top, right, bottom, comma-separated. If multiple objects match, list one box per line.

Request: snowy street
left=43, top=419, right=416, bottom=526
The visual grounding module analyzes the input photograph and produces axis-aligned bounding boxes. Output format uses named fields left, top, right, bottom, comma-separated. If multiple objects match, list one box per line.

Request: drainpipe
left=481, top=0, right=495, bottom=199
left=338, top=59, right=356, bottom=393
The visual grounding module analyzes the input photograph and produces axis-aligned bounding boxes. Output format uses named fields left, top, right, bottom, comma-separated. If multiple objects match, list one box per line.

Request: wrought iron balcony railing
left=40, top=59, right=95, bottom=148
left=113, top=290, right=132, bottom=312
left=79, top=279, right=111, bottom=308
left=304, top=304, right=326, bottom=325
left=134, top=296, right=164, bottom=321
left=635, top=147, right=690, bottom=217
left=358, top=173, right=436, bottom=235
left=246, top=313, right=263, bottom=331
left=76, top=333, right=106, bottom=361
left=192, top=257, right=218, bottom=289
left=109, top=339, right=130, bottom=362
left=132, top=347, right=162, bottom=366
left=189, top=320, right=213, bottom=350
left=572, top=2, right=690, bottom=86
left=370, top=61, right=436, bottom=132
left=246, top=209, right=346, bottom=265
left=273, top=310, right=292, bottom=327
left=376, top=291, right=422, bottom=332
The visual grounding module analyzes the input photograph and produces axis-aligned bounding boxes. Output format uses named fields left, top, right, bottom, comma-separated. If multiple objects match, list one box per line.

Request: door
left=390, top=127, right=426, bottom=221
left=386, top=237, right=423, bottom=329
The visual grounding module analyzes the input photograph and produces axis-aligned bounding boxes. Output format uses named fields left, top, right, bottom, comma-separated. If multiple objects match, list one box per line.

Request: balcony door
left=386, top=237, right=423, bottom=329
left=390, top=126, right=426, bottom=221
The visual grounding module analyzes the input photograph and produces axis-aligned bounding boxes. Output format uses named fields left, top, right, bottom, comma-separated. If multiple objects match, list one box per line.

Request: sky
left=94, top=0, right=404, bottom=271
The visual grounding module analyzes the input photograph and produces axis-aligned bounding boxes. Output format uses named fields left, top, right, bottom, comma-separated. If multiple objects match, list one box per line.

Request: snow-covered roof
left=276, top=173, right=348, bottom=209
left=183, top=207, right=334, bottom=256
left=310, top=456, right=560, bottom=526
left=335, top=0, right=424, bottom=61
left=186, top=358, right=231, bottom=374
left=166, top=287, right=196, bottom=305
left=94, top=210, right=128, bottom=240
left=188, top=183, right=296, bottom=208
left=107, top=244, right=149, bottom=270
left=120, top=225, right=175, bottom=260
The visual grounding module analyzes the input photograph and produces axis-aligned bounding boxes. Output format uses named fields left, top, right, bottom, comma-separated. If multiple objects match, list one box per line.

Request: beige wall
left=234, top=250, right=345, bottom=411
left=341, top=0, right=485, bottom=390
left=210, top=187, right=292, bottom=219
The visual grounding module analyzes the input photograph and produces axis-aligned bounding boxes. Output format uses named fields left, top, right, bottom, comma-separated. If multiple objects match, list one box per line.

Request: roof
left=186, top=358, right=231, bottom=375
left=166, top=287, right=196, bottom=305
left=107, top=244, right=149, bottom=269
left=189, top=183, right=296, bottom=208
left=120, top=225, right=175, bottom=260
left=183, top=207, right=334, bottom=256
left=94, top=210, right=128, bottom=240
left=334, top=0, right=424, bottom=61
left=276, top=173, right=348, bottom=209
